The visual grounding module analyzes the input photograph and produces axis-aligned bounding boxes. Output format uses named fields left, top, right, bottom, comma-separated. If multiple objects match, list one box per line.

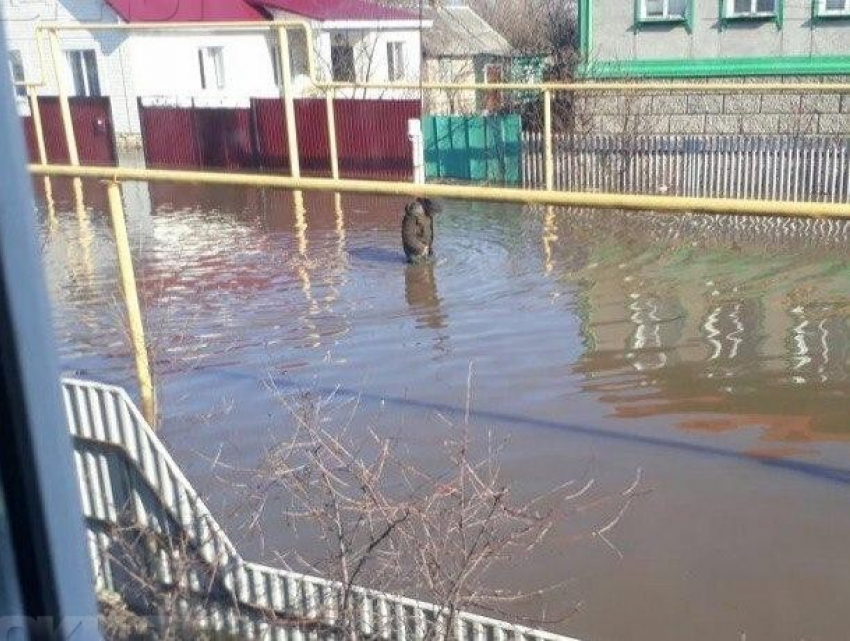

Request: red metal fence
left=139, top=98, right=420, bottom=179
left=137, top=105, right=201, bottom=168
left=20, top=97, right=117, bottom=166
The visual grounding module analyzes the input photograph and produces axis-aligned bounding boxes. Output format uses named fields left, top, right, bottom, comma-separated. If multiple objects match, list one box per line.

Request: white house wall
left=268, top=9, right=422, bottom=100
left=2, top=1, right=280, bottom=135
left=129, top=32, right=279, bottom=105
left=3, top=0, right=426, bottom=141
left=2, top=0, right=141, bottom=136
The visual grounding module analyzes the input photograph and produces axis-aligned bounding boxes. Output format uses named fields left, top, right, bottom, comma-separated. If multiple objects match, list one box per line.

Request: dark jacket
left=401, top=202, right=434, bottom=259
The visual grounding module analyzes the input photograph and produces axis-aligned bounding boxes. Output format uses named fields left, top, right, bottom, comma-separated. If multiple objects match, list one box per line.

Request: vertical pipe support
left=47, top=28, right=84, bottom=208
left=27, top=86, right=48, bottom=166
left=47, top=28, right=80, bottom=168
left=325, top=88, right=340, bottom=180
left=106, top=182, right=157, bottom=427
left=544, top=89, right=554, bottom=191
left=27, top=85, right=56, bottom=224
left=277, top=26, right=301, bottom=178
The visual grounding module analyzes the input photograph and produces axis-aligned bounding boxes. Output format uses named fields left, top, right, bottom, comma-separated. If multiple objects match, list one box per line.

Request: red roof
left=105, top=0, right=268, bottom=23
left=248, top=0, right=417, bottom=21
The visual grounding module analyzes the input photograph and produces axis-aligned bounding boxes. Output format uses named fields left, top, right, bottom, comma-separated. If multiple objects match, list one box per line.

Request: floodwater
left=40, top=177, right=850, bottom=641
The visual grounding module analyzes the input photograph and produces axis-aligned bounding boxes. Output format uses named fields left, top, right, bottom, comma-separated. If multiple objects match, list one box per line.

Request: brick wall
left=571, top=77, right=850, bottom=136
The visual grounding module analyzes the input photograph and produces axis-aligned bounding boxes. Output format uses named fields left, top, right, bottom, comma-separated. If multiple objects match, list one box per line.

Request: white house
left=1, top=0, right=278, bottom=138
left=250, top=0, right=431, bottom=99
left=2, top=0, right=429, bottom=140
left=421, top=4, right=513, bottom=114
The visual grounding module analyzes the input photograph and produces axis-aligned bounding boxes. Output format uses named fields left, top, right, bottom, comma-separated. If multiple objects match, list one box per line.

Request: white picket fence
left=64, top=378, right=579, bottom=641
left=522, top=133, right=850, bottom=203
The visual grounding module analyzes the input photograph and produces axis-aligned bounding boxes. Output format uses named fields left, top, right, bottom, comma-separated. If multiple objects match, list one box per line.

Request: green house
left=574, top=0, right=850, bottom=134
left=577, top=0, right=850, bottom=79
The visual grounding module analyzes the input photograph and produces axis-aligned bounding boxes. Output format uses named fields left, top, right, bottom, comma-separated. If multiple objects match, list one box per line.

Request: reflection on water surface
left=40, top=178, right=850, bottom=641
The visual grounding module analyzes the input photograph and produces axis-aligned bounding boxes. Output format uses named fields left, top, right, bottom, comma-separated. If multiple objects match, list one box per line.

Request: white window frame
left=639, top=0, right=688, bottom=21
left=271, top=44, right=282, bottom=88
left=198, top=46, right=226, bottom=91
left=65, top=49, right=100, bottom=97
left=386, top=41, right=405, bottom=81
left=818, top=0, right=850, bottom=15
left=8, top=50, right=26, bottom=99
left=725, top=0, right=777, bottom=18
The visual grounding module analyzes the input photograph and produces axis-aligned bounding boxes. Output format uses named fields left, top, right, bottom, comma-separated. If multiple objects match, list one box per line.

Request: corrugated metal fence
left=523, top=133, right=850, bottom=202
left=139, top=98, right=420, bottom=179
left=64, top=378, right=579, bottom=641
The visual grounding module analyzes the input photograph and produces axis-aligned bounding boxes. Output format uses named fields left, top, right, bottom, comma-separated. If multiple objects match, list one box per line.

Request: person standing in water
left=401, top=198, right=442, bottom=263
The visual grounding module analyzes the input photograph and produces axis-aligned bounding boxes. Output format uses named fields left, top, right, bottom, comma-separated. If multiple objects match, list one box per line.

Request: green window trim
left=579, top=54, right=850, bottom=79
left=634, top=0, right=695, bottom=32
left=577, top=0, right=849, bottom=79
left=812, top=0, right=850, bottom=19
left=578, top=0, right=592, bottom=61
left=719, top=0, right=783, bottom=29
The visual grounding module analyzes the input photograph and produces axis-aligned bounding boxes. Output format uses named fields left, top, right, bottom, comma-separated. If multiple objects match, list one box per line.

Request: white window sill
left=725, top=12, right=777, bottom=19
left=640, top=15, right=688, bottom=22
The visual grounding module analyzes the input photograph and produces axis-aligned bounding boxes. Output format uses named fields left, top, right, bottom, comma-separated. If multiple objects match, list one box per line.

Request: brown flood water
left=40, top=178, right=850, bottom=641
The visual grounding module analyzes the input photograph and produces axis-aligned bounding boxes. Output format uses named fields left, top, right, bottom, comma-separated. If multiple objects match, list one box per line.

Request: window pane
left=645, top=0, right=664, bottom=16
left=755, top=0, right=775, bottom=12
left=825, top=0, right=845, bottom=9
left=438, top=58, right=452, bottom=80
left=668, top=0, right=688, bottom=16
left=331, top=44, right=355, bottom=83
left=212, top=49, right=225, bottom=90
left=289, top=30, right=308, bottom=78
left=8, top=50, right=26, bottom=98
left=67, top=51, right=86, bottom=96
left=387, top=42, right=404, bottom=81
left=83, top=50, right=100, bottom=97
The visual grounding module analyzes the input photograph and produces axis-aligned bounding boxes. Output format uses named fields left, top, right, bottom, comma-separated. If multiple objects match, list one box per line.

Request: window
left=8, top=50, right=26, bottom=99
left=818, top=0, right=850, bottom=15
left=387, top=42, right=405, bottom=81
left=271, top=31, right=309, bottom=87
left=331, top=38, right=355, bottom=83
left=640, top=0, right=688, bottom=20
left=438, top=58, right=453, bottom=81
left=66, top=49, right=100, bottom=97
left=726, top=0, right=777, bottom=17
left=198, top=46, right=225, bottom=91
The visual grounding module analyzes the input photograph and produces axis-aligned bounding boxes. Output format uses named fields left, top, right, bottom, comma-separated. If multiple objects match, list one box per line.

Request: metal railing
left=64, top=377, right=580, bottom=641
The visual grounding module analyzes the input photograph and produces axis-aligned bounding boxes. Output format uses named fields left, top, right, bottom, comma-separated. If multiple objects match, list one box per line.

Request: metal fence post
left=105, top=181, right=157, bottom=427
left=26, top=85, right=56, bottom=227
left=408, top=118, right=425, bottom=184
left=544, top=89, right=554, bottom=191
